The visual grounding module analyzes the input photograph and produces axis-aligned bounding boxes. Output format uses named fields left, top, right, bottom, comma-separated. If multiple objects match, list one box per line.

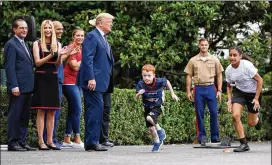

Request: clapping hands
left=59, top=46, right=72, bottom=55
left=60, top=45, right=80, bottom=56
left=69, top=45, right=81, bottom=55
left=50, top=47, right=57, bottom=58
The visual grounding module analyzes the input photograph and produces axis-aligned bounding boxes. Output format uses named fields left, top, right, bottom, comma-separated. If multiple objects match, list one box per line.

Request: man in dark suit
left=77, top=13, right=115, bottom=151
left=89, top=17, right=115, bottom=148
left=100, top=77, right=114, bottom=147
left=4, top=19, right=36, bottom=151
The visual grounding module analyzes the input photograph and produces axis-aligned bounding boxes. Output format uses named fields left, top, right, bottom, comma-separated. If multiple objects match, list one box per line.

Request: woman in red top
left=62, top=28, right=85, bottom=148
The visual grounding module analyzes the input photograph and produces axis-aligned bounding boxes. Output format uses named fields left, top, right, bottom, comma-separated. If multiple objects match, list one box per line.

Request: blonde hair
left=52, top=21, right=62, bottom=28
left=89, top=13, right=114, bottom=27
left=40, top=20, right=58, bottom=52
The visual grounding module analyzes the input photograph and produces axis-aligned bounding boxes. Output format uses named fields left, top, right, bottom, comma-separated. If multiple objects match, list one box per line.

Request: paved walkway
left=1, top=142, right=271, bottom=165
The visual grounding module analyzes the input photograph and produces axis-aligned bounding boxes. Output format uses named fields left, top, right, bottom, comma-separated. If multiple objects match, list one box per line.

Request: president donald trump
left=77, top=13, right=114, bottom=151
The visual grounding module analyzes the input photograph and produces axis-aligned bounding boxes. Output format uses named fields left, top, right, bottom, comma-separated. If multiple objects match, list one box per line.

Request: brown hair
left=142, top=64, right=155, bottom=74
left=72, top=28, right=84, bottom=38
left=229, top=46, right=254, bottom=62
left=12, top=19, right=26, bottom=29
left=198, top=38, right=209, bottom=44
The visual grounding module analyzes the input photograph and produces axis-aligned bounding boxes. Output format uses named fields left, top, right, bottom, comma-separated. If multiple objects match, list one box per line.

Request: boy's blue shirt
left=136, top=78, right=167, bottom=107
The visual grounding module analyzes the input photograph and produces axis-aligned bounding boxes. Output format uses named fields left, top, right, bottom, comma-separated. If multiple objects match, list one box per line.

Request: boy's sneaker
left=255, top=113, right=262, bottom=130
left=157, top=128, right=166, bottom=141
left=62, top=142, right=74, bottom=148
left=151, top=141, right=163, bottom=152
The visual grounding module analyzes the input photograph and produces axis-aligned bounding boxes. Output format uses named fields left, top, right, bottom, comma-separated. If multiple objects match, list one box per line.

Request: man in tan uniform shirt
left=184, top=38, right=223, bottom=143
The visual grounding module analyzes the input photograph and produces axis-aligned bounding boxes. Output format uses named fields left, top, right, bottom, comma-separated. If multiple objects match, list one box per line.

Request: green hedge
left=0, top=87, right=271, bottom=146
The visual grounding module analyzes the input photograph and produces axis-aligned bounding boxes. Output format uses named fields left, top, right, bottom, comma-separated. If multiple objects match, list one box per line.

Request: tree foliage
left=0, top=1, right=271, bottom=89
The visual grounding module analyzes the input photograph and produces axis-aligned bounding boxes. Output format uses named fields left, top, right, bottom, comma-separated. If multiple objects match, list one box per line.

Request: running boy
left=136, top=64, right=179, bottom=152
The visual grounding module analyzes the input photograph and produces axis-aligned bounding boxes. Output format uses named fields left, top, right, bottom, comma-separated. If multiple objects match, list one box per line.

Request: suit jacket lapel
left=95, top=29, right=112, bottom=60
left=13, top=37, right=32, bottom=62
left=24, top=43, right=33, bottom=63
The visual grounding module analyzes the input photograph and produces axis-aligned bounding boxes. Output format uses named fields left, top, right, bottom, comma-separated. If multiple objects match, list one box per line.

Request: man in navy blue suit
left=77, top=13, right=115, bottom=151
left=89, top=17, right=115, bottom=148
left=4, top=19, right=36, bottom=151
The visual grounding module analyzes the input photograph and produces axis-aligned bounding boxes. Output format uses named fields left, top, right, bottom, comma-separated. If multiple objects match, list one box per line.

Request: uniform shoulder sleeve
left=213, top=56, right=224, bottom=74
left=184, top=58, right=194, bottom=75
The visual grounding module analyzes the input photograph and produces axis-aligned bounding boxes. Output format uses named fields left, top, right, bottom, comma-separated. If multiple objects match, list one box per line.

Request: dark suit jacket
left=4, top=36, right=34, bottom=93
left=77, top=28, right=114, bottom=92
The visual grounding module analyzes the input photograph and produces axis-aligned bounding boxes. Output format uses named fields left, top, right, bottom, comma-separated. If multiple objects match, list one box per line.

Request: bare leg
left=148, top=126, right=159, bottom=141
left=232, top=103, right=245, bottom=138
left=232, top=103, right=250, bottom=152
left=146, top=116, right=155, bottom=126
left=36, top=109, right=47, bottom=148
left=64, top=136, right=71, bottom=143
left=74, top=136, right=82, bottom=144
left=247, top=112, right=258, bottom=127
left=146, top=116, right=159, bottom=141
left=46, top=110, right=56, bottom=146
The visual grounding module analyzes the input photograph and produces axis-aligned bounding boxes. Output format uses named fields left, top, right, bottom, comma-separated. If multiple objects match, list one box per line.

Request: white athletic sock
left=156, top=124, right=161, bottom=130
left=154, top=138, right=160, bottom=143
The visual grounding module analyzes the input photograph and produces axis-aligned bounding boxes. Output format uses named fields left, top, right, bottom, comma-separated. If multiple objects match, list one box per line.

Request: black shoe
left=255, top=113, right=262, bottom=130
left=85, top=144, right=108, bottom=151
left=19, top=144, right=37, bottom=151
left=211, top=140, right=220, bottom=143
left=38, top=143, right=50, bottom=150
left=101, top=141, right=114, bottom=147
left=8, top=145, right=27, bottom=151
left=46, top=143, right=61, bottom=150
left=233, top=143, right=250, bottom=152
left=200, top=136, right=208, bottom=146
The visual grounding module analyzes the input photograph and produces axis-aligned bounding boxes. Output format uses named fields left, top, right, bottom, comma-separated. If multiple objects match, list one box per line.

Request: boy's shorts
left=144, top=106, right=161, bottom=128
left=232, top=88, right=262, bottom=114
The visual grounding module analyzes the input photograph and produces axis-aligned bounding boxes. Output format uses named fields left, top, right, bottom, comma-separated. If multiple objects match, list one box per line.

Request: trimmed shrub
left=0, top=87, right=271, bottom=146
